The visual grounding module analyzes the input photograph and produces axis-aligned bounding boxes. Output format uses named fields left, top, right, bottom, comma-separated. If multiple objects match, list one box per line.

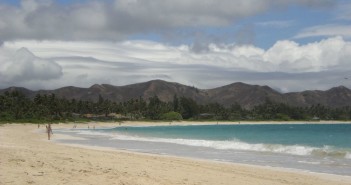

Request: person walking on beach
left=46, top=123, right=53, bottom=140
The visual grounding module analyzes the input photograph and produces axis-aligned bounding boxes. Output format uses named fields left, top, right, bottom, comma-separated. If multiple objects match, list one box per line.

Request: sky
left=0, top=0, right=350, bottom=92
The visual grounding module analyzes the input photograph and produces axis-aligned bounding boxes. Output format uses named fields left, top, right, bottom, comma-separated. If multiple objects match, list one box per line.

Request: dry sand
left=1, top=122, right=351, bottom=185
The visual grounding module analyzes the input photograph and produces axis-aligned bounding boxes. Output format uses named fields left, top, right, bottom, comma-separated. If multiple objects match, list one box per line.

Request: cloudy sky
left=0, top=0, right=350, bottom=92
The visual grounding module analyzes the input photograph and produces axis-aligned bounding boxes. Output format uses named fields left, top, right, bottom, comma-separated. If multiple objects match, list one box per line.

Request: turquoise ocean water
left=56, top=124, right=351, bottom=176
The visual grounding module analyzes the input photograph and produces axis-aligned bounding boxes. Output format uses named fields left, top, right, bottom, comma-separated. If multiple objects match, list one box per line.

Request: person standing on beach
left=46, top=123, right=53, bottom=140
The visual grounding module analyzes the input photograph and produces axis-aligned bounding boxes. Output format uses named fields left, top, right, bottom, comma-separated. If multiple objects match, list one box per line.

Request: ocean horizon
left=55, top=123, right=351, bottom=176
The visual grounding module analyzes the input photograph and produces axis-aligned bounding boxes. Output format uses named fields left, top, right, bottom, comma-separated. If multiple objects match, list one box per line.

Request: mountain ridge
left=1, top=80, right=351, bottom=109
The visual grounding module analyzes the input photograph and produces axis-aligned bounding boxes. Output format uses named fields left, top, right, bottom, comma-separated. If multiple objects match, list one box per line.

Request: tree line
left=1, top=91, right=351, bottom=123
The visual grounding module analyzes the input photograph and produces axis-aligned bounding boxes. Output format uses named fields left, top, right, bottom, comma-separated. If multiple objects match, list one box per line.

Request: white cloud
left=0, top=0, right=335, bottom=41
left=294, top=24, right=351, bottom=39
left=0, top=47, right=63, bottom=87
left=266, top=37, right=351, bottom=72
left=1, top=36, right=351, bottom=91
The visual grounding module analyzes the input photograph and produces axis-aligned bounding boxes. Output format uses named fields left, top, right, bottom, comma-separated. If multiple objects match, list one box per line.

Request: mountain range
left=1, top=80, right=351, bottom=109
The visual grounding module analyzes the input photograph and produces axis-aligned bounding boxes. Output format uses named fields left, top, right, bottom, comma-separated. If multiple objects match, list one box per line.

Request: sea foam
left=107, top=133, right=350, bottom=158
left=66, top=129, right=351, bottom=159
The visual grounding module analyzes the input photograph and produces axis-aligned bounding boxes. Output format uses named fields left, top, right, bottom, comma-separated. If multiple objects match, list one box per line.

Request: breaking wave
left=106, top=133, right=351, bottom=159
left=63, top=129, right=351, bottom=159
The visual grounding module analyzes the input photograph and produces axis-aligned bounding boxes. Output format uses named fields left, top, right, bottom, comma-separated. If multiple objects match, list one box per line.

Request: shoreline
left=1, top=123, right=351, bottom=185
left=54, top=122, right=351, bottom=176
left=55, top=136, right=351, bottom=180
left=57, top=140, right=351, bottom=182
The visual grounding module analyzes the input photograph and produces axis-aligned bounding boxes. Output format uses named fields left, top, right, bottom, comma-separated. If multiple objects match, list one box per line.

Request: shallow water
left=55, top=124, right=351, bottom=176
